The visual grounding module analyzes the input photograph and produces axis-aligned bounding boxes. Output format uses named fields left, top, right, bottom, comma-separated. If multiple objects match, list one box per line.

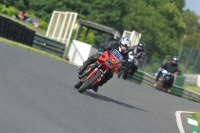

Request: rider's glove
left=134, top=59, right=139, bottom=66
left=98, top=48, right=104, bottom=54
left=173, top=72, right=178, bottom=76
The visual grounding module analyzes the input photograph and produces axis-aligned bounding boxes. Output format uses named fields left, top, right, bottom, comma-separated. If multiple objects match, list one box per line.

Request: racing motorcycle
left=155, top=70, right=173, bottom=92
left=74, top=49, right=123, bottom=93
left=118, top=54, right=138, bottom=80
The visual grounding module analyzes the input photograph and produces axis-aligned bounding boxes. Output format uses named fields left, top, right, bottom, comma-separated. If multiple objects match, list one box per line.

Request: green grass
left=0, top=14, right=46, bottom=35
left=192, top=112, right=200, bottom=127
left=0, top=37, right=67, bottom=62
left=184, top=84, right=200, bottom=94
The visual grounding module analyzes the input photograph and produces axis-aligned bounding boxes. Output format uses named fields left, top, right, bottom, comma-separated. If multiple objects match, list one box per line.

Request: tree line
left=1, top=0, right=200, bottom=58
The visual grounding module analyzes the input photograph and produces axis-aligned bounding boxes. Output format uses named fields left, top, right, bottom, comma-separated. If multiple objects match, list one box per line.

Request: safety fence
left=32, top=33, right=65, bottom=57
left=128, top=70, right=200, bottom=103
left=0, top=16, right=35, bottom=46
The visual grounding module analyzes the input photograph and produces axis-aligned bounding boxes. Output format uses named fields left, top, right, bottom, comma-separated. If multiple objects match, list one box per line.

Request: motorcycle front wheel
left=118, top=70, right=125, bottom=79
left=155, top=78, right=164, bottom=91
left=74, top=80, right=83, bottom=89
left=78, top=70, right=102, bottom=93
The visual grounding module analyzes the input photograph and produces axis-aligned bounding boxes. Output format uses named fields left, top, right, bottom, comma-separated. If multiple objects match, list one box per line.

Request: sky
left=184, top=0, right=200, bottom=16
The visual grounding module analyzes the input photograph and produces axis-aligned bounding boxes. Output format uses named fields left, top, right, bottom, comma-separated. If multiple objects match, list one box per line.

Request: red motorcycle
left=74, top=49, right=123, bottom=93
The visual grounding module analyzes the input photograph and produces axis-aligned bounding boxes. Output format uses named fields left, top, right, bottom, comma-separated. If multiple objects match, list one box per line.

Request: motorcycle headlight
left=106, top=59, right=114, bottom=67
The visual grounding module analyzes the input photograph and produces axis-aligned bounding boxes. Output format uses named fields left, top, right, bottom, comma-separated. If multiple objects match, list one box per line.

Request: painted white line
left=175, top=111, right=195, bottom=133
left=187, top=118, right=198, bottom=126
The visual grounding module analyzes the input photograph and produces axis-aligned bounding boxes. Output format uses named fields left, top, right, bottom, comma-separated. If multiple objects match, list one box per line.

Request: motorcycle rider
left=154, top=56, right=181, bottom=92
left=119, top=41, right=146, bottom=79
left=78, top=37, right=131, bottom=92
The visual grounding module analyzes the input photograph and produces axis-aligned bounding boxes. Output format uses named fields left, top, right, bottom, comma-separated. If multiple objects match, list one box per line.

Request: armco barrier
left=182, top=89, right=200, bottom=103
left=129, top=70, right=200, bottom=103
left=170, top=85, right=184, bottom=97
left=174, top=75, right=185, bottom=86
left=128, top=70, right=144, bottom=85
left=141, top=73, right=155, bottom=87
left=32, top=33, right=65, bottom=57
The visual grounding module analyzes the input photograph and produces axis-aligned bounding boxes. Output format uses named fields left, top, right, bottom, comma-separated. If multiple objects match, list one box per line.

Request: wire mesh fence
left=138, top=47, right=200, bottom=74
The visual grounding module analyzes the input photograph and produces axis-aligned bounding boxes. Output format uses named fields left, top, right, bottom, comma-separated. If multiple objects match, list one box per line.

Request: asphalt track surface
left=0, top=42, right=199, bottom=133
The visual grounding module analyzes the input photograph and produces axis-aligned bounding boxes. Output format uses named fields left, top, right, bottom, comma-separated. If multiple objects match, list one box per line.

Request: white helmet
left=119, top=37, right=131, bottom=49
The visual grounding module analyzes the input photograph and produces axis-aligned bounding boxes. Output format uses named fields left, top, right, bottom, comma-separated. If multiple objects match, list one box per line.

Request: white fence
left=46, top=11, right=78, bottom=57
left=184, top=74, right=200, bottom=87
left=67, top=40, right=93, bottom=66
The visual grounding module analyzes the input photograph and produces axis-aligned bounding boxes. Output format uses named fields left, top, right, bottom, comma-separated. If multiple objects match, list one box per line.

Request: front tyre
left=119, top=73, right=124, bottom=79
left=74, top=80, right=83, bottom=89
left=78, top=70, right=102, bottom=93
left=155, top=78, right=164, bottom=91
left=118, top=70, right=125, bottom=79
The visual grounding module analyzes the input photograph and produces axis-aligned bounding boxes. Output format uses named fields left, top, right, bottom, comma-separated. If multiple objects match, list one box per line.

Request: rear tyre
left=78, top=70, right=102, bottom=93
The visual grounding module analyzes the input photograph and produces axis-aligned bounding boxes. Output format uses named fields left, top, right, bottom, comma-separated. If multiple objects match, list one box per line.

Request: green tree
left=122, top=0, right=184, bottom=58
left=181, top=10, right=200, bottom=48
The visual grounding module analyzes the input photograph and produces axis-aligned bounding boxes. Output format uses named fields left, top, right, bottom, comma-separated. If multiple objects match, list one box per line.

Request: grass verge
left=0, top=37, right=67, bottom=62
left=184, top=84, right=200, bottom=94
left=192, top=112, right=200, bottom=127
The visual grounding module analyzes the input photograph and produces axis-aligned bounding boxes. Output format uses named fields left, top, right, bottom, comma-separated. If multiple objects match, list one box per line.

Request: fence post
left=184, top=48, right=193, bottom=72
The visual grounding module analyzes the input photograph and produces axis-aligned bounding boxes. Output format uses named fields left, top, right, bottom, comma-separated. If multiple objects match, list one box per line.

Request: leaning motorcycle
left=118, top=54, right=138, bottom=80
left=74, top=49, right=123, bottom=93
left=155, top=70, right=173, bottom=92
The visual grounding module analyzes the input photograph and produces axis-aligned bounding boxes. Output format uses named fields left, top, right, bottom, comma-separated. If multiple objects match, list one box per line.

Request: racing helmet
left=137, top=41, right=145, bottom=50
left=119, top=37, right=131, bottom=49
left=172, top=56, right=179, bottom=64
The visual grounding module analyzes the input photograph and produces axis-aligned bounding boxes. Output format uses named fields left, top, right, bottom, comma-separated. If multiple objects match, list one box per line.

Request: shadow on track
left=84, top=91, right=148, bottom=112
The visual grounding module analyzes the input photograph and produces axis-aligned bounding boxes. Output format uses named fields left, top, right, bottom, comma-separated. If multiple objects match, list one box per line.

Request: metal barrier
left=182, top=89, right=200, bottom=103
left=128, top=70, right=144, bottom=85
left=32, top=33, right=65, bottom=57
left=171, top=85, right=184, bottom=97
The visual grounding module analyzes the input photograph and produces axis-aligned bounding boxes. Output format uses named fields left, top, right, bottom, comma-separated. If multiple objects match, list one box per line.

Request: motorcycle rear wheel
left=78, top=70, right=102, bottom=93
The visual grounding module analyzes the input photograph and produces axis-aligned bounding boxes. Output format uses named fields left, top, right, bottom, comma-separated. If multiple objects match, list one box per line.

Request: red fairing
left=96, top=50, right=121, bottom=73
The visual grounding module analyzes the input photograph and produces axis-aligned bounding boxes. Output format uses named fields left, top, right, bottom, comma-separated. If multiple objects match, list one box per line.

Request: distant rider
left=154, top=56, right=181, bottom=92
left=119, top=41, right=146, bottom=78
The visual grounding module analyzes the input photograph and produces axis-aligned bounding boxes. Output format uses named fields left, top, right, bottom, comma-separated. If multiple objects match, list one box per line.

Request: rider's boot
left=93, top=85, right=99, bottom=92
left=154, top=82, right=157, bottom=87
left=167, top=88, right=171, bottom=93
left=78, top=65, right=87, bottom=75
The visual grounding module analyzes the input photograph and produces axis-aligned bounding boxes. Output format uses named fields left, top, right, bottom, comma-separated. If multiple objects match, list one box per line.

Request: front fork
left=91, top=68, right=108, bottom=87
left=86, top=64, right=101, bottom=80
